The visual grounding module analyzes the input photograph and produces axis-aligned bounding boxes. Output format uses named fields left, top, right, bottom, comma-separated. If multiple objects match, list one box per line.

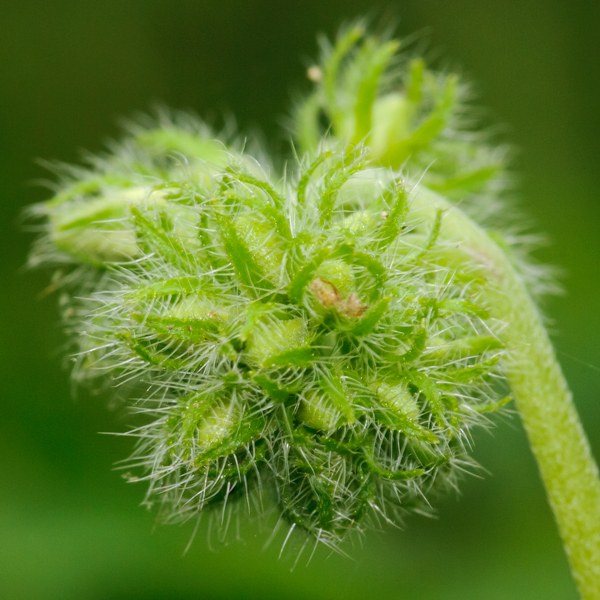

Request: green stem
left=416, top=188, right=600, bottom=599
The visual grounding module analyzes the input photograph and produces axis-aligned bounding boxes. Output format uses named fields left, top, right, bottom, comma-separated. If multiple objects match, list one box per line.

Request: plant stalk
left=416, top=188, right=600, bottom=599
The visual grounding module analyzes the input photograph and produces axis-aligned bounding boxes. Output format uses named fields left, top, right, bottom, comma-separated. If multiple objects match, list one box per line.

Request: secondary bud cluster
left=295, top=26, right=506, bottom=208
left=33, top=117, right=508, bottom=545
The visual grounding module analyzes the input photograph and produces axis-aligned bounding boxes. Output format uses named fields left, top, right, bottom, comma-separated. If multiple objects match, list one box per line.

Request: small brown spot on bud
left=343, top=293, right=370, bottom=318
left=310, top=277, right=342, bottom=309
left=310, top=278, right=369, bottom=318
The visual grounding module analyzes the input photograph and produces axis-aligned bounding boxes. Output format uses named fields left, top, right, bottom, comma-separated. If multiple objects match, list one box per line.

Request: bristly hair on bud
left=28, top=22, right=600, bottom=596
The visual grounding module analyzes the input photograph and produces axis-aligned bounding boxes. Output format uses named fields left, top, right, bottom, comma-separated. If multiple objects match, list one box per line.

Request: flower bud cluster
left=30, top=28, right=519, bottom=547
left=294, top=26, right=507, bottom=213
left=33, top=115, right=509, bottom=545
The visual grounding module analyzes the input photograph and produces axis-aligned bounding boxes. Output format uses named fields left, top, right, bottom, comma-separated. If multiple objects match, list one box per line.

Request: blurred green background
left=1, top=1, right=599, bottom=598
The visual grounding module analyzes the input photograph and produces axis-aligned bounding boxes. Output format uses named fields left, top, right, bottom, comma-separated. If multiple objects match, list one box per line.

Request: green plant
left=29, top=25, right=600, bottom=599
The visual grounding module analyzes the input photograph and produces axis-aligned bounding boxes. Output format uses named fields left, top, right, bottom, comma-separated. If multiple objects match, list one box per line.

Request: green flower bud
left=295, top=29, right=504, bottom=204
left=34, top=129, right=508, bottom=544
left=49, top=187, right=145, bottom=264
left=244, top=311, right=310, bottom=368
left=31, top=27, right=600, bottom=598
left=29, top=27, right=600, bottom=595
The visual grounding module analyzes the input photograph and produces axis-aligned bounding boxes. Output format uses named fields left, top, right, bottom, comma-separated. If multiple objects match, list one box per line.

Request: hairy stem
left=415, top=188, right=600, bottom=598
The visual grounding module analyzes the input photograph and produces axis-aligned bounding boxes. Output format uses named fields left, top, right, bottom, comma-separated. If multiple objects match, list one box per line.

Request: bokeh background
left=1, top=1, right=599, bottom=598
